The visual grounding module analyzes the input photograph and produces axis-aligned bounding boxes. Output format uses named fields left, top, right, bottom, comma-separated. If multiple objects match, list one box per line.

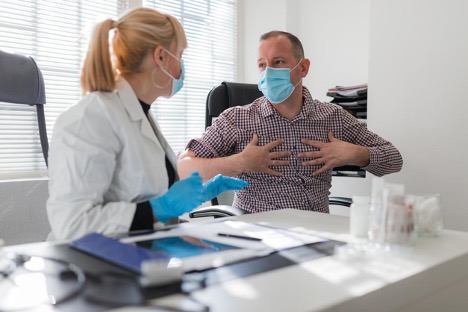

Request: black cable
left=0, top=254, right=86, bottom=310
left=1, top=253, right=210, bottom=311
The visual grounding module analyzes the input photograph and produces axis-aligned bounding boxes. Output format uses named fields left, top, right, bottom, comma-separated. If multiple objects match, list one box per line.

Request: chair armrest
left=189, top=205, right=247, bottom=219
left=332, top=165, right=366, bottom=178
left=329, top=196, right=353, bottom=207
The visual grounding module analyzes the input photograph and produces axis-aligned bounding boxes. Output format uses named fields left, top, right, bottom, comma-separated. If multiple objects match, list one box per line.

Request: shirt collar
left=138, top=98, right=151, bottom=117
left=259, top=86, right=315, bottom=119
left=300, top=86, right=315, bottom=117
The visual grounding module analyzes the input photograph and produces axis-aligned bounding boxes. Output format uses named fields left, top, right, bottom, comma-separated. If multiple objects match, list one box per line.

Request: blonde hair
left=81, top=7, right=187, bottom=94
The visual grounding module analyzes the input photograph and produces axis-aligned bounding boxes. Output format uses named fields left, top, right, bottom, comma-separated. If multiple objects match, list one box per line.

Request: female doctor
left=46, top=7, right=248, bottom=241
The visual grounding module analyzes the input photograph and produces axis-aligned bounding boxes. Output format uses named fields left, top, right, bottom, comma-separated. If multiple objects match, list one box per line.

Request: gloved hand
left=150, top=172, right=203, bottom=223
left=202, top=174, right=249, bottom=203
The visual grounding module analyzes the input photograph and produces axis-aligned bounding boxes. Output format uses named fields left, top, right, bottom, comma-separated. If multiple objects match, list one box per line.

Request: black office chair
left=0, top=50, right=51, bottom=245
left=190, top=81, right=358, bottom=219
left=0, top=50, right=49, bottom=167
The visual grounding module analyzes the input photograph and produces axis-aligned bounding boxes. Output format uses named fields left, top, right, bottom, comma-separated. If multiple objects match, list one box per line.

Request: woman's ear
left=152, top=46, right=165, bottom=67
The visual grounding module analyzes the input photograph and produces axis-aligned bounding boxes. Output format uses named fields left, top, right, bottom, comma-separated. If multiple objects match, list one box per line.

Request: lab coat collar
left=116, top=77, right=148, bottom=122
left=116, top=78, right=179, bottom=181
left=116, top=78, right=161, bottom=147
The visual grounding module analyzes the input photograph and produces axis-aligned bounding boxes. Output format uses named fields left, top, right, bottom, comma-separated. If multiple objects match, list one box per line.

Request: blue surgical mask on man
left=160, top=49, right=185, bottom=98
left=258, top=61, right=302, bottom=104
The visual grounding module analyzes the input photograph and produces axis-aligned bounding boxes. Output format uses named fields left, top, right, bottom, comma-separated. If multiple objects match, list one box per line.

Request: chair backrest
left=0, top=50, right=51, bottom=245
left=205, top=82, right=262, bottom=206
left=0, top=50, right=49, bottom=167
left=206, top=81, right=263, bottom=129
left=205, top=81, right=359, bottom=208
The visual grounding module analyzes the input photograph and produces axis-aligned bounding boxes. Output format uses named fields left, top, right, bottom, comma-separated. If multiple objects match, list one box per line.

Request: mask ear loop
left=290, top=59, right=304, bottom=88
left=160, top=48, right=183, bottom=82
left=292, top=78, right=302, bottom=88
left=151, top=66, right=172, bottom=89
left=152, top=46, right=179, bottom=89
left=290, top=60, right=302, bottom=72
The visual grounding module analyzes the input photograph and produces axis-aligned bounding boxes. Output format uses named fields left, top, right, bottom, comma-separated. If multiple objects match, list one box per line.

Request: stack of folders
left=327, top=83, right=368, bottom=120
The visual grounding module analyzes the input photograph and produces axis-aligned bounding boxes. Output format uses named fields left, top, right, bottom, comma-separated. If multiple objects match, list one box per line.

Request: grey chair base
left=189, top=205, right=247, bottom=219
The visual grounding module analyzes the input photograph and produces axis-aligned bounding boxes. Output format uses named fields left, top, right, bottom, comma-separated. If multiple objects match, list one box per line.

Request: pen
left=217, top=233, right=262, bottom=241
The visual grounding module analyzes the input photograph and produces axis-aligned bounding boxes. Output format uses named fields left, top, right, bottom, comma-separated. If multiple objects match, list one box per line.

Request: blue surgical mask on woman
left=160, top=49, right=185, bottom=98
left=258, top=61, right=302, bottom=104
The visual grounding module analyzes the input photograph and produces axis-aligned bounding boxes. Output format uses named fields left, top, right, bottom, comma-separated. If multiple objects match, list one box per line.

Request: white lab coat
left=47, top=78, right=178, bottom=241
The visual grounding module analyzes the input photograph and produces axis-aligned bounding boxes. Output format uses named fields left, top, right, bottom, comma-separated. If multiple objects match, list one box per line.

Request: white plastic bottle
left=350, top=195, right=371, bottom=237
left=368, top=177, right=385, bottom=242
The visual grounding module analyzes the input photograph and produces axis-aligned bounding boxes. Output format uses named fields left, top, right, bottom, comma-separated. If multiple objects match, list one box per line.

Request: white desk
left=174, top=209, right=468, bottom=312
left=4, top=209, right=468, bottom=312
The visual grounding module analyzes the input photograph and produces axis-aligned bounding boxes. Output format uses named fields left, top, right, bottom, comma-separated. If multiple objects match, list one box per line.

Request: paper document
left=123, top=221, right=325, bottom=251
left=118, top=220, right=327, bottom=272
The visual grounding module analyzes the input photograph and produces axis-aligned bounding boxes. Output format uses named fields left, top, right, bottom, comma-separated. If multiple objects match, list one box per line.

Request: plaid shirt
left=187, top=87, right=403, bottom=213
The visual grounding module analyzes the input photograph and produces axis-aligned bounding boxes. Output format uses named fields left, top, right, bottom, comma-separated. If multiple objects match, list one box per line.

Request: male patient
left=178, top=30, right=403, bottom=213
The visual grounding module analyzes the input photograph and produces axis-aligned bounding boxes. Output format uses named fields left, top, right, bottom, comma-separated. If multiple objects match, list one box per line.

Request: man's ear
left=300, top=58, right=311, bottom=77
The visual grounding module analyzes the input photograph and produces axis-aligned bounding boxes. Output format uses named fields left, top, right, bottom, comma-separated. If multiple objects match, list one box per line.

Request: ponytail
left=81, top=19, right=117, bottom=94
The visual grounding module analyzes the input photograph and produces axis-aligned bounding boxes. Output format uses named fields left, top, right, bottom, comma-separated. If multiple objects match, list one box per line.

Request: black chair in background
left=190, top=81, right=361, bottom=218
left=190, top=82, right=262, bottom=218
left=0, top=50, right=51, bottom=245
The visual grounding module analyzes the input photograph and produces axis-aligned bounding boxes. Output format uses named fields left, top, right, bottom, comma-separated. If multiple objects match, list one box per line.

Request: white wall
left=240, top=0, right=468, bottom=231
left=240, top=0, right=370, bottom=93
left=238, top=0, right=289, bottom=82
left=369, top=0, right=468, bottom=231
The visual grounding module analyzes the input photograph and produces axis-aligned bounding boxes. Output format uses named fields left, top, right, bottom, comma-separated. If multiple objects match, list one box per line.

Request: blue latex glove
left=202, top=174, right=249, bottom=202
left=150, top=172, right=203, bottom=223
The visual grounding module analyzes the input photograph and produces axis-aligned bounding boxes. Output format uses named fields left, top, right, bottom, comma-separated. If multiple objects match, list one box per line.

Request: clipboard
left=69, top=232, right=168, bottom=274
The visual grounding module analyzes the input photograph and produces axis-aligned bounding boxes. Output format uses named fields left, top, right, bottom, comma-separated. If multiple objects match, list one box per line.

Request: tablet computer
left=134, top=235, right=239, bottom=259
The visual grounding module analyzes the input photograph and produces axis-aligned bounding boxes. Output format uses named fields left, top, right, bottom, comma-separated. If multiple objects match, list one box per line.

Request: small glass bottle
left=368, top=177, right=385, bottom=242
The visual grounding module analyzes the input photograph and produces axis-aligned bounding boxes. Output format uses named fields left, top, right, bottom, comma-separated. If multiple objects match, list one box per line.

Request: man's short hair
left=260, top=31, right=305, bottom=61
